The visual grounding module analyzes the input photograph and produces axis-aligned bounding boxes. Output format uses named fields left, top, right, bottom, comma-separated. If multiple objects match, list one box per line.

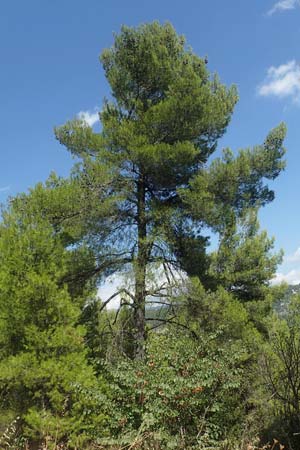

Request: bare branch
left=99, top=288, right=135, bottom=313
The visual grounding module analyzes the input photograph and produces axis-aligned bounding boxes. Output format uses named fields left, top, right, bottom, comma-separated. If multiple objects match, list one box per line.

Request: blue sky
left=1, top=0, right=300, bottom=285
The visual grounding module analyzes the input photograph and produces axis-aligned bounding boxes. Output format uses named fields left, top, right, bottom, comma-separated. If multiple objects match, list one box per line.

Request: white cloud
left=0, top=185, right=10, bottom=193
left=272, top=245, right=300, bottom=285
left=273, top=269, right=300, bottom=285
left=77, top=108, right=99, bottom=127
left=97, top=274, right=124, bottom=310
left=268, top=0, right=300, bottom=15
left=258, top=60, right=300, bottom=103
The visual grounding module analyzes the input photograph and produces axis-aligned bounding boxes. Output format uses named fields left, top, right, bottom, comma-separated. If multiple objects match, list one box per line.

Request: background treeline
left=0, top=22, right=298, bottom=450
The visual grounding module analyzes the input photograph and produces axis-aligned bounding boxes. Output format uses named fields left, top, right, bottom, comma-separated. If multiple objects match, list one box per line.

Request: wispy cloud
left=0, top=185, right=10, bottom=193
left=258, top=60, right=300, bottom=103
left=77, top=108, right=99, bottom=127
left=268, top=0, right=300, bottom=15
left=285, top=247, right=300, bottom=263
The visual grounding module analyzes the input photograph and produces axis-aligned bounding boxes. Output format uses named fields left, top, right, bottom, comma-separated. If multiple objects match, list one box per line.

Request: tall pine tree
left=55, top=22, right=286, bottom=359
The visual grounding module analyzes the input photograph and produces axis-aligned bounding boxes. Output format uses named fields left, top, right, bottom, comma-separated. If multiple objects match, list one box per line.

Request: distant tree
left=55, top=22, right=286, bottom=359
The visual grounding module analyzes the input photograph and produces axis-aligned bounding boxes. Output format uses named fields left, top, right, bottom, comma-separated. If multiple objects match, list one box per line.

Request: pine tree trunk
left=134, top=174, right=147, bottom=360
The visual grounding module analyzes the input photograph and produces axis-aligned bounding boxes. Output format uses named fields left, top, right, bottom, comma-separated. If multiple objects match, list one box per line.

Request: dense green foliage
left=0, top=21, right=297, bottom=450
left=0, top=197, right=109, bottom=448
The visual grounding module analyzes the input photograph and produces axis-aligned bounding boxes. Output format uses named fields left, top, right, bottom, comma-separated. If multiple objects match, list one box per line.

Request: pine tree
left=55, top=22, right=286, bottom=359
left=0, top=196, right=102, bottom=446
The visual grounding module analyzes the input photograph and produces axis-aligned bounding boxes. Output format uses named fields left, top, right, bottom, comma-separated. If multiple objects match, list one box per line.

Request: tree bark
left=134, top=174, right=147, bottom=360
